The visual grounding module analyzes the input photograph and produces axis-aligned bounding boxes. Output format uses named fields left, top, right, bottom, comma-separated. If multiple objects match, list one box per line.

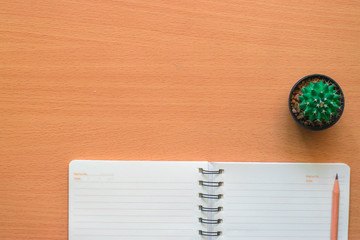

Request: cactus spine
left=299, top=81, right=341, bottom=121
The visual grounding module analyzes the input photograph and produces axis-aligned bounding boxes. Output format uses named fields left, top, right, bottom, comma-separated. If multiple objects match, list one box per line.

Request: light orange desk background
left=1, top=0, right=360, bottom=239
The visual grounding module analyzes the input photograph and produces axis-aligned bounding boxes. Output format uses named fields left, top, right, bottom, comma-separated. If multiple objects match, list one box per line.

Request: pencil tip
left=336, top=174, right=338, bottom=180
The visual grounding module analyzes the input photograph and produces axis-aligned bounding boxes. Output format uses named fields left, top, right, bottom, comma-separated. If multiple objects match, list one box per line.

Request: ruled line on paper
left=79, top=174, right=114, bottom=176
left=74, top=214, right=193, bottom=217
left=223, top=226, right=330, bottom=230
left=224, top=177, right=334, bottom=180
left=73, top=234, right=194, bottom=237
left=224, top=229, right=329, bottom=232
left=74, top=188, right=194, bottom=191
left=75, top=201, right=194, bottom=204
left=225, top=235, right=328, bottom=238
left=225, top=209, right=328, bottom=212
left=224, top=203, right=345, bottom=207
left=75, top=221, right=193, bottom=224
left=228, top=196, right=329, bottom=199
left=75, top=208, right=193, bottom=211
left=225, top=216, right=329, bottom=219
left=225, top=216, right=344, bottom=222
left=74, top=194, right=194, bottom=197
left=226, top=185, right=346, bottom=188
left=75, top=181, right=194, bottom=184
left=222, top=202, right=330, bottom=205
left=226, top=222, right=330, bottom=225
left=226, top=182, right=331, bottom=185
left=74, top=227, right=193, bottom=231
left=225, top=189, right=331, bottom=192
left=227, top=181, right=346, bottom=184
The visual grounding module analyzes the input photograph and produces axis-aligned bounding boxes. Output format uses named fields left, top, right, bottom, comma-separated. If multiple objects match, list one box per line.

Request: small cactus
left=299, top=81, right=341, bottom=122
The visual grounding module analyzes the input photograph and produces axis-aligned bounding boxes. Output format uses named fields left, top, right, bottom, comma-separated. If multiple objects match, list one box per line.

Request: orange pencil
left=331, top=174, right=340, bottom=240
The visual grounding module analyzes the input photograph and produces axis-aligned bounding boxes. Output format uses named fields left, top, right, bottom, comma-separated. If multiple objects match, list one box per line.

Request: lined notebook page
left=69, top=160, right=206, bottom=240
left=214, top=163, right=350, bottom=240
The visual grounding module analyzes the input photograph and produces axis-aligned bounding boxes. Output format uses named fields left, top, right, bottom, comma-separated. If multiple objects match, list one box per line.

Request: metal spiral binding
left=199, top=180, right=223, bottom=187
left=199, top=193, right=223, bottom=199
left=199, top=168, right=224, bottom=175
left=199, top=218, right=222, bottom=224
left=198, top=168, right=223, bottom=237
left=199, top=230, right=222, bottom=236
left=199, top=205, right=223, bottom=212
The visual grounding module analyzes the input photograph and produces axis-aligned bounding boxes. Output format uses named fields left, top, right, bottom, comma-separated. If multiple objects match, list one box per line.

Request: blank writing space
left=74, top=188, right=193, bottom=191
left=226, top=180, right=346, bottom=185
left=223, top=204, right=330, bottom=211
left=223, top=198, right=330, bottom=205
left=218, top=163, right=350, bottom=240
left=69, top=161, right=207, bottom=240
left=73, top=229, right=196, bottom=239
left=224, top=211, right=330, bottom=218
left=72, top=234, right=194, bottom=239
left=226, top=230, right=329, bottom=237
left=74, top=228, right=194, bottom=231
left=74, top=203, right=195, bottom=211
left=74, top=181, right=193, bottom=184
left=225, top=217, right=330, bottom=223
left=73, top=196, right=195, bottom=203
left=227, top=208, right=328, bottom=212
left=228, top=195, right=328, bottom=199
left=225, top=191, right=330, bottom=198
left=75, top=193, right=194, bottom=197
left=223, top=224, right=329, bottom=231
left=225, top=184, right=346, bottom=192
left=227, top=229, right=329, bottom=234
left=74, top=221, right=196, bottom=228
left=226, top=222, right=329, bottom=225
left=226, top=187, right=331, bottom=191
left=225, top=189, right=346, bottom=200
left=225, top=217, right=330, bottom=224
left=74, top=209, right=194, bottom=217
left=225, top=235, right=328, bottom=240
left=73, top=215, right=194, bottom=223
left=74, top=201, right=193, bottom=206
left=74, top=212, right=193, bottom=217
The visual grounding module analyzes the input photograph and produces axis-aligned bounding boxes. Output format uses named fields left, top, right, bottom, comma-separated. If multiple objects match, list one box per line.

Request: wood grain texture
left=1, top=0, right=360, bottom=238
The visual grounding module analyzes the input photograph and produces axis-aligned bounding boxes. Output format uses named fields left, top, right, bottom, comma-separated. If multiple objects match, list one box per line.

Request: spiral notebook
left=69, top=160, right=350, bottom=240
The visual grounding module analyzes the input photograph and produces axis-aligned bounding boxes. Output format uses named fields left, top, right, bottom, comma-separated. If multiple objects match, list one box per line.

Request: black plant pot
left=289, top=74, right=345, bottom=131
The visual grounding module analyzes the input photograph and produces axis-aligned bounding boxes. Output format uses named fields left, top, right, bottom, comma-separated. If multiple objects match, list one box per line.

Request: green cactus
left=299, top=81, right=341, bottom=122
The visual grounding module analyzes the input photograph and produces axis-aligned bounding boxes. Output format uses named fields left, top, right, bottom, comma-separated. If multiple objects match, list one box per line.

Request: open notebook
left=69, top=161, right=350, bottom=240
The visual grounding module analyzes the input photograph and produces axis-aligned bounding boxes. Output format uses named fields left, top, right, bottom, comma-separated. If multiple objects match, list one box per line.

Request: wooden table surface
left=1, top=0, right=360, bottom=239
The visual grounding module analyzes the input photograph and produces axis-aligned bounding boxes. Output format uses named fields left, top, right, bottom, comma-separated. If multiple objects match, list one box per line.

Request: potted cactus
left=289, top=74, right=345, bottom=130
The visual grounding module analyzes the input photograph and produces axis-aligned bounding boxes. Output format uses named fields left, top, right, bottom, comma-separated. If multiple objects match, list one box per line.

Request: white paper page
left=213, top=163, right=350, bottom=240
left=69, top=160, right=207, bottom=240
